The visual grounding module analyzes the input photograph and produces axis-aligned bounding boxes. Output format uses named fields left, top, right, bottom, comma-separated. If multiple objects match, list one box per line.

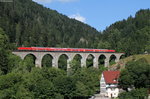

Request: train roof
left=29, top=47, right=110, bottom=50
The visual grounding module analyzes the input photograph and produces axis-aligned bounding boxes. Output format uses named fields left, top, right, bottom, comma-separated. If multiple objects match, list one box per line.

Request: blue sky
left=32, top=0, right=150, bottom=31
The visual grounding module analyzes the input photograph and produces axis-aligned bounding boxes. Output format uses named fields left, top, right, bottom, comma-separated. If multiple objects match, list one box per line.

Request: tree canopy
left=0, top=0, right=150, bottom=98
left=0, top=0, right=100, bottom=48
left=102, top=9, right=150, bottom=56
left=118, top=58, right=150, bottom=98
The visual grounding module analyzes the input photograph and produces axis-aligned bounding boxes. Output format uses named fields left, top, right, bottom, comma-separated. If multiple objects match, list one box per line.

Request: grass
left=123, top=54, right=150, bottom=64
left=109, top=54, right=150, bottom=70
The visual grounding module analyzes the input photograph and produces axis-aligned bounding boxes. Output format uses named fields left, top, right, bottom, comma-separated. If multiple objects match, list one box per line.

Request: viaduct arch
left=12, top=51, right=124, bottom=70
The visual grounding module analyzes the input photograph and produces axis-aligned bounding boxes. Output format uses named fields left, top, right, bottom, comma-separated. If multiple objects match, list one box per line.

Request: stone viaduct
left=12, top=51, right=124, bottom=70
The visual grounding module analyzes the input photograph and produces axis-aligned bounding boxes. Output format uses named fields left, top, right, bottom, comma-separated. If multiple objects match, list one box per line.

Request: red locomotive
left=17, top=47, right=115, bottom=53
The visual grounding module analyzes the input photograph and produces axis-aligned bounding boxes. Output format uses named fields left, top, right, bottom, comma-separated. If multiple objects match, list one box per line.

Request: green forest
left=0, top=0, right=100, bottom=48
left=0, top=0, right=150, bottom=56
left=118, top=58, right=150, bottom=99
left=102, top=9, right=150, bottom=55
left=0, top=0, right=150, bottom=98
left=0, top=28, right=106, bottom=99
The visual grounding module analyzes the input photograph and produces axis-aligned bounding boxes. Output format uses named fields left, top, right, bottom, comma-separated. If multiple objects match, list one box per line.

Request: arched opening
left=86, top=54, right=94, bottom=68
left=71, top=54, right=82, bottom=70
left=24, top=54, right=36, bottom=65
left=24, top=54, right=36, bottom=71
left=42, top=54, right=53, bottom=68
left=98, top=54, right=106, bottom=68
left=58, top=54, right=68, bottom=71
left=109, top=55, right=117, bottom=65
left=120, top=55, right=125, bottom=60
left=117, top=54, right=125, bottom=70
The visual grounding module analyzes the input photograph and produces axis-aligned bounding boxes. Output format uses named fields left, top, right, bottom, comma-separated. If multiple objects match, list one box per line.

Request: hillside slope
left=0, top=0, right=150, bottom=56
left=0, top=0, right=100, bottom=48
left=102, top=9, right=150, bottom=56
left=110, top=54, right=150, bottom=70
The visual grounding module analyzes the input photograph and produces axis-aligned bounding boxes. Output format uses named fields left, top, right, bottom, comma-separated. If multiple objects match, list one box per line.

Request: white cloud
left=69, top=13, right=86, bottom=23
left=33, top=0, right=77, bottom=3
left=58, top=0, right=76, bottom=2
left=33, top=0, right=53, bottom=3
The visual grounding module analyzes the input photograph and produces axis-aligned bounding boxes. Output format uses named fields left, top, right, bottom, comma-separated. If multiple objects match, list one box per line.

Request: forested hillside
left=0, top=1, right=105, bottom=98
left=0, top=27, right=105, bottom=99
left=0, top=0, right=150, bottom=98
left=0, top=0, right=150, bottom=55
left=102, top=9, right=150, bottom=56
left=0, top=0, right=100, bottom=48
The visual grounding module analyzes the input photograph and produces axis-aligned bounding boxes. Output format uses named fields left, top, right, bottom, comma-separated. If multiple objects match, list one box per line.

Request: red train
left=17, top=47, right=115, bottom=53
